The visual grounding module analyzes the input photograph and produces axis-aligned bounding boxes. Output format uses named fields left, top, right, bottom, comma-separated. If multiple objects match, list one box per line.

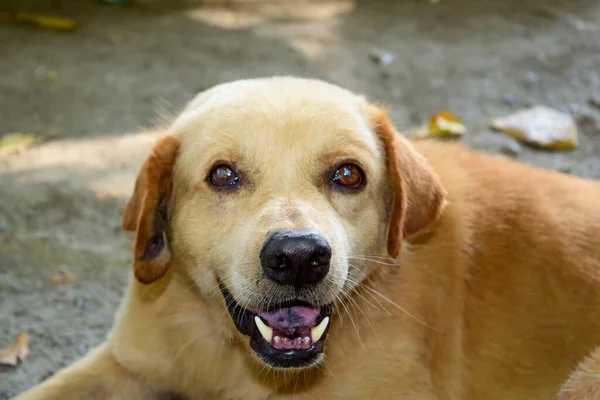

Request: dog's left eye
left=208, top=165, right=239, bottom=188
left=332, top=163, right=365, bottom=189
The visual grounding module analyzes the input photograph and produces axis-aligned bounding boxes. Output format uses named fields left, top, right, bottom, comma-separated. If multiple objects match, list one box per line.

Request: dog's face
left=122, top=78, right=446, bottom=370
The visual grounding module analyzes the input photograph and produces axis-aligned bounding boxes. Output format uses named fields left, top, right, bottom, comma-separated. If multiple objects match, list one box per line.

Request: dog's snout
left=260, top=229, right=331, bottom=286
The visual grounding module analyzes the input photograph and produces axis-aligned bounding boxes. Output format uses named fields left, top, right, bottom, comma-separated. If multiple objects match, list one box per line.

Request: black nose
left=260, top=229, right=331, bottom=286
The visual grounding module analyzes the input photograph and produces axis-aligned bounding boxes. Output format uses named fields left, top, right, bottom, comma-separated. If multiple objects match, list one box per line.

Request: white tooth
left=303, top=337, right=311, bottom=345
left=274, top=336, right=281, bottom=345
left=254, top=316, right=273, bottom=343
left=311, top=316, right=329, bottom=343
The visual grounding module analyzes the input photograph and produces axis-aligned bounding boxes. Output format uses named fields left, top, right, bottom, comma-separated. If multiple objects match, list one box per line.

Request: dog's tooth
left=274, top=336, right=281, bottom=345
left=254, top=316, right=273, bottom=343
left=311, top=317, right=329, bottom=343
left=294, top=337, right=302, bottom=347
left=303, top=336, right=311, bottom=345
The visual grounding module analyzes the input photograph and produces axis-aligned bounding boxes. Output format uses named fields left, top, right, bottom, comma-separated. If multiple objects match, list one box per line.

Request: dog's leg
left=557, top=346, right=600, bottom=400
left=13, top=343, right=154, bottom=400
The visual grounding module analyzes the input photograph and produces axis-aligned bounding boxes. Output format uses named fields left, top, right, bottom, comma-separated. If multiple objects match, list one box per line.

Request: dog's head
left=122, top=78, right=446, bottom=369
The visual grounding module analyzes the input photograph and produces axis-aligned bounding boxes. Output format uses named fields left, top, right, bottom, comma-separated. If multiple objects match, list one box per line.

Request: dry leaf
left=422, top=110, right=467, bottom=138
left=0, top=133, right=44, bottom=156
left=490, top=105, right=577, bottom=150
left=0, top=12, right=77, bottom=32
left=51, top=271, right=76, bottom=285
left=0, top=331, right=29, bottom=366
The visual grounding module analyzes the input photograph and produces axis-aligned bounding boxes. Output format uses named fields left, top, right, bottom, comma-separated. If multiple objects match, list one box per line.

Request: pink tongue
left=258, top=306, right=320, bottom=328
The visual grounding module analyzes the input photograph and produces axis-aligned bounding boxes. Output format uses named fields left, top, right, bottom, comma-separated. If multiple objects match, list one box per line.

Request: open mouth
left=219, top=282, right=332, bottom=368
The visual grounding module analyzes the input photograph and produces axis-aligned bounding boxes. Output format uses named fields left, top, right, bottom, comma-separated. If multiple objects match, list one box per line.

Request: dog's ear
left=370, top=107, right=447, bottom=258
left=122, top=135, right=180, bottom=284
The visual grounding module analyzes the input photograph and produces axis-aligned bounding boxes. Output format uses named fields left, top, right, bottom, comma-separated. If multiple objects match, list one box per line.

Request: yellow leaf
left=424, top=110, right=466, bottom=137
left=0, top=133, right=44, bottom=156
left=489, top=106, right=577, bottom=150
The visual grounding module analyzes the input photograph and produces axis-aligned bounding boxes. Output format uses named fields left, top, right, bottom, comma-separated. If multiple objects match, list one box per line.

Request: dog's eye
left=208, top=165, right=239, bottom=188
left=332, top=164, right=365, bottom=189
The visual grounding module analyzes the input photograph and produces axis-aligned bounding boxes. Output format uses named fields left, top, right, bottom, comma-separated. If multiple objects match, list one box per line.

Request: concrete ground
left=1, top=0, right=599, bottom=397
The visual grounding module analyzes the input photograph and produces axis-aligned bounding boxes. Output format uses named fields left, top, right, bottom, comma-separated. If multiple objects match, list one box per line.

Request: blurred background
left=0, top=0, right=599, bottom=397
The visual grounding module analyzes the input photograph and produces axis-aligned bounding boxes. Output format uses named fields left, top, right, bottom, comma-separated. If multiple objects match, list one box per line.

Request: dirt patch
left=1, top=0, right=600, bottom=397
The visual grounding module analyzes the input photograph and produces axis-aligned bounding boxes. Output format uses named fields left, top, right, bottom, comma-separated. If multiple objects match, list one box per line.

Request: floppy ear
left=370, top=107, right=447, bottom=258
left=122, top=135, right=180, bottom=284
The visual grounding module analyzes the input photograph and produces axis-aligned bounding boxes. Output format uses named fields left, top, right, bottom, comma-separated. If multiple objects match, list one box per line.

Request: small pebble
left=503, top=94, right=517, bottom=106
left=558, top=166, right=573, bottom=174
left=40, top=370, right=55, bottom=381
left=369, top=48, right=395, bottom=67
left=501, top=140, right=521, bottom=157
left=524, top=71, right=539, bottom=85
left=75, top=344, right=88, bottom=355
left=74, top=296, right=93, bottom=311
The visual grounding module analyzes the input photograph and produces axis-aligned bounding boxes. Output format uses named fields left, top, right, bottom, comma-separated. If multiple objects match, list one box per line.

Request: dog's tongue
left=258, top=305, right=320, bottom=328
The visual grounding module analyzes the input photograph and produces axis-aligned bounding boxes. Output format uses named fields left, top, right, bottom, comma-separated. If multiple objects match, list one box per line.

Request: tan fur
left=14, top=77, right=600, bottom=400
left=558, top=346, right=600, bottom=400
left=372, top=106, right=447, bottom=257
left=122, top=134, right=179, bottom=284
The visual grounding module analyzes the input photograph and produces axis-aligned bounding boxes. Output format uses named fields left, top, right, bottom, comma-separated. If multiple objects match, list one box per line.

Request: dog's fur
left=14, top=77, right=600, bottom=400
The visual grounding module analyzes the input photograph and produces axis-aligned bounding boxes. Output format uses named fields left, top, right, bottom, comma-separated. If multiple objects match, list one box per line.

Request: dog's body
left=14, top=78, right=600, bottom=400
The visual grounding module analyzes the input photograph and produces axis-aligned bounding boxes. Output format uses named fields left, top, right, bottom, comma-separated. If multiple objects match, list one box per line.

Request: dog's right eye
left=208, top=165, right=239, bottom=188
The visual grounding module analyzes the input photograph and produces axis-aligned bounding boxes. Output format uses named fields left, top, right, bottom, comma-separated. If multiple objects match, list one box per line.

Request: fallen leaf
left=0, top=332, right=29, bottom=366
left=423, top=110, right=467, bottom=138
left=51, top=271, right=76, bottom=285
left=0, top=12, right=77, bottom=32
left=0, top=133, right=44, bottom=156
left=490, top=105, right=577, bottom=150
left=369, top=48, right=395, bottom=67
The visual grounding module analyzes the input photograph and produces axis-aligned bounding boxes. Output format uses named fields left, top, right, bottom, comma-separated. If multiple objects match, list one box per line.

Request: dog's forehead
left=171, top=78, right=380, bottom=155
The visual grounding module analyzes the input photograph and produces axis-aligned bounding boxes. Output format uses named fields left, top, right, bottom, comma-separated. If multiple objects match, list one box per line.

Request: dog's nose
left=260, top=229, right=331, bottom=286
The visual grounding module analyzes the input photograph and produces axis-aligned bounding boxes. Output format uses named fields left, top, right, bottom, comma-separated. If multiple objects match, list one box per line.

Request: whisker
left=339, top=286, right=384, bottom=350
left=347, top=256, right=398, bottom=267
left=360, top=284, right=441, bottom=332
left=348, top=254, right=395, bottom=261
left=336, top=290, right=365, bottom=349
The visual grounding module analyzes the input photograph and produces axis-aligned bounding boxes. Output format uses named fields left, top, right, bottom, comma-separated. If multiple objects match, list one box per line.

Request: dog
left=13, top=77, right=600, bottom=399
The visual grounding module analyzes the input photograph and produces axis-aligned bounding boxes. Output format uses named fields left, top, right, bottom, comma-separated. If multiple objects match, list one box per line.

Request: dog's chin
left=219, top=281, right=332, bottom=369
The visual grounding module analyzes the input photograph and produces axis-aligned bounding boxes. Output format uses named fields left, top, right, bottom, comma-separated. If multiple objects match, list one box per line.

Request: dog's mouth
left=219, top=282, right=332, bottom=369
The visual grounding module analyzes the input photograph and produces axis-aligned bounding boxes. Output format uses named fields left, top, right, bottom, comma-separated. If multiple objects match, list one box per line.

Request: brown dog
left=558, top=346, right=600, bottom=399
left=13, top=77, right=600, bottom=400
